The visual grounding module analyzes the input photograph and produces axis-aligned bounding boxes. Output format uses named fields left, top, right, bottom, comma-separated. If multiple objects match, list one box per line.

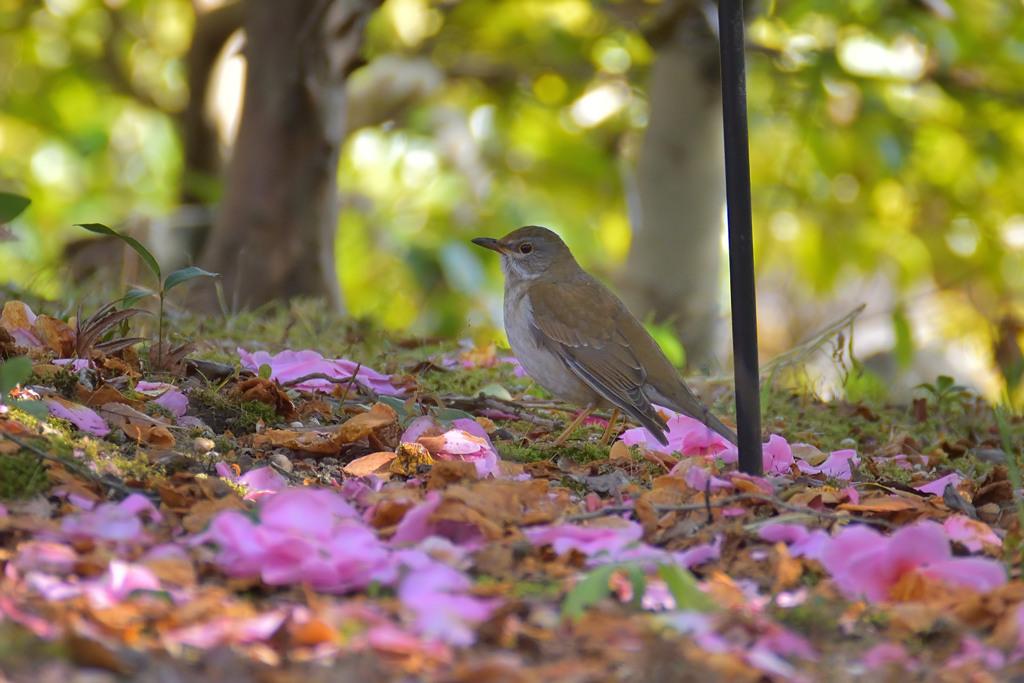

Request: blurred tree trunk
left=617, top=5, right=727, bottom=370
left=180, top=1, right=242, bottom=206
left=193, top=0, right=378, bottom=314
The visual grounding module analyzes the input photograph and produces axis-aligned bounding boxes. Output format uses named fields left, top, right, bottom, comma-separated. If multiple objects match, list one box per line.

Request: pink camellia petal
left=86, top=560, right=163, bottom=609
left=164, top=609, right=290, bottom=649
left=620, top=407, right=734, bottom=456
left=795, top=449, right=860, bottom=479
left=46, top=397, right=110, bottom=437
left=885, top=522, right=952, bottom=568
left=820, top=522, right=1007, bottom=602
left=913, top=472, right=963, bottom=496
left=135, top=381, right=188, bottom=417
left=918, top=559, right=1007, bottom=592
left=237, top=348, right=405, bottom=396
left=679, top=464, right=733, bottom=491
left=761, top=434, right=795, bottom=475
left=216, top=463, right=287, bottom=500
left=398, top=561, right=498, bottom=646
left=60, top=494, right=159, bottom=544
left=390, top=491, right=486, bottom=547
left=942, top=516, right=1001, bottom=552
left=427, top=429, right=499, bottom=478
left=14, top=541, right=78, bottom=574
left=400, top=415, right=437, bottom=443
left=672, top=535, right=724, bottom=569
left=524, top=521, right=643, bottom=557
left=757, top=523, right=831, bottom=561
left=52, top=358, right=92, bottom=371
left=259, top=488, right=361, bottom=537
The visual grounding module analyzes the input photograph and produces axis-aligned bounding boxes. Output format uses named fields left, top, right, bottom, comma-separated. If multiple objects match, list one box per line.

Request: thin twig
left=565, top=491, right=896, bottom=529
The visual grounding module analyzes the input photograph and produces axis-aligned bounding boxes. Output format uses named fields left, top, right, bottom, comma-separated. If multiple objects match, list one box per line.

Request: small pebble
left=269, top=451, right=293, bottom=473
left=193, top=437, right=216, bottom=453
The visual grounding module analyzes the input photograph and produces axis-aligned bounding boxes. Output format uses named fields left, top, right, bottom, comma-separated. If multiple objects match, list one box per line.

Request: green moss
left=496, top=442, right=551, bottom=463
left=231, top=400, right=281, bottom=432
left=0, top=451, right=49, bottom=499
left=771, top=595, right=842, bottom=635
left=108, top=446, right=164, bottom=481
left=512, top=580, right=564, bottom=599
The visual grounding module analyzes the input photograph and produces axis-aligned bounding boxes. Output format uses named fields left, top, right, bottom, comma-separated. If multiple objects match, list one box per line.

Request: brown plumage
left=473, top=225, right=737, bottom=446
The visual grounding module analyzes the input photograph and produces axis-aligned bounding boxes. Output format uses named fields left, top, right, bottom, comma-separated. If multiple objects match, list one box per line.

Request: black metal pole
left=718, top=0, right=763, bottom=476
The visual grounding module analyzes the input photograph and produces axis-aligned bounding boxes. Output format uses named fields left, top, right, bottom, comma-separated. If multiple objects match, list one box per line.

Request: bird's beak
left=472, top=237, right=507, bottom=254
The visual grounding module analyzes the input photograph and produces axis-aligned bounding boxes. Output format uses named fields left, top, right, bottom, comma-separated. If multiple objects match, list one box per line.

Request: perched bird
left=473, top=225, right=737, bottom=447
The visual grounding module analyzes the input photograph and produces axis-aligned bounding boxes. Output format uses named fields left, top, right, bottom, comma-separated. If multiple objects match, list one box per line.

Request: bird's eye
left=519, top=243, right=533, bottom=254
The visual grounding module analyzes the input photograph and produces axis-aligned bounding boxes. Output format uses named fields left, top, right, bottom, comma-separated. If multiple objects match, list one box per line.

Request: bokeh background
left=1, top=0, right=1022, bottom=402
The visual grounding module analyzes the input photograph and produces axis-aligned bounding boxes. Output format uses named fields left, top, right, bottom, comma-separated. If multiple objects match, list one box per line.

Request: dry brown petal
left=35, top=315, right=75, bottom=357
left=335, top=402, right=398, bottom=443
left=342, top=450, right=396, bottom=477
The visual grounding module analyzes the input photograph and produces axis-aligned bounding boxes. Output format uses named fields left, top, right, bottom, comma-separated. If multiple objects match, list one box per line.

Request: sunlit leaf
left=562, top=564, right=616, bottom=621
left=0, top=356, right=33, bottom=395
left=163, top=266, right=219, bottom=294
left=76, top=223, right=161, bottom=282
left=0, top=193, right=30, bottom=224
left=658, top=564, right=715, bottom=612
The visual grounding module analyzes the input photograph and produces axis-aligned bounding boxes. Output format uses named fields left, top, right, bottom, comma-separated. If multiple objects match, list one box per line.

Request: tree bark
left=617, top=7, right=727, bottom=370
left=193, top=0, right=377, bottom=314
left=180, top=1, right=243, bottom=206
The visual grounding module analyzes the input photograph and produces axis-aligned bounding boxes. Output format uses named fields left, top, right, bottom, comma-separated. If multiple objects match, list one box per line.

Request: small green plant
left=0, top=356, right=48, bottom=418
left=232, top=400, right=280, bottom=432
left=561, top=561, right=714, bottom=621
left=915, top=375, right=972, bottom=411
left=76, top=223, right=219, bottom=367
left=0, top=356, right=50, bottom=500
left=0, top=192, right=30, bottom=225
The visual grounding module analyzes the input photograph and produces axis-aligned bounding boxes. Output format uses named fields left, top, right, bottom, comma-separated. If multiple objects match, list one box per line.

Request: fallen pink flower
left=215, top=463, right=287, bottom=500
left=135, top=381, right=188, bottom=417
left=238, top=348, right=404, bottom=395
left=60, top=493, right=161, bottom=545
left=819, top=522, right=1006, bottom=602
left=757, top=523, right=830, bottom=561
left=163, top=609, right=290, bottom=649
left=914, top=472, right=963, bottom=496
left=398, top=560, right=499, bottom=646
left=620, top=407, right=734, bottom=456
left=46, top=397, right=110, bottom=437
left=85, top=560, right=163, bottom=609
left=795, top=449, right=859, bottom=479
left=422, top=428, right=498, bottom=478
left=14, top=541, right=78, bottom=574
left=942, top=516, right=1001, bottom=552
left=524, top=521, right=644, bottom=557
left=390, top=491, right=486, bottom=547
left=52, top=358, right=91, bottom=371
left=680, top=464, right=733, bottom=491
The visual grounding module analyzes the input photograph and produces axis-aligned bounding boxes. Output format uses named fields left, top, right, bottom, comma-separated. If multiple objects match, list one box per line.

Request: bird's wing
left=528, top=280, right=668, bottom=436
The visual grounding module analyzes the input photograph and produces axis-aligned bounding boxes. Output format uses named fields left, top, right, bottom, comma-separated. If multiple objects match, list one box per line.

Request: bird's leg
left=551, top=404, right=597, bottom=447
left=598, top=408, right=621, bottom=447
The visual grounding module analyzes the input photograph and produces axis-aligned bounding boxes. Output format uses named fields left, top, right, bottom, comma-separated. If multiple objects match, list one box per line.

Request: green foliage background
left=1, top=0, right=1023, bottom=396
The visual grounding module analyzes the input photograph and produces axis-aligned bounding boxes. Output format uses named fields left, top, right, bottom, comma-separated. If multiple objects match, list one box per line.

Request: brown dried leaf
left=336, top=402, right=398, bottom=443
left=232, top=376, right=298, bottom=421
left=34, top=315, right=75, bottom=357
left=252, top=429, right=341, bottom=456
left=343, top=450, right=397, bottom=477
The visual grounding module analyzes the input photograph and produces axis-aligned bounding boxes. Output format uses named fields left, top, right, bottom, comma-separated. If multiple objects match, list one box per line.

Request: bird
left=472, top=225, right=737, bottom=447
